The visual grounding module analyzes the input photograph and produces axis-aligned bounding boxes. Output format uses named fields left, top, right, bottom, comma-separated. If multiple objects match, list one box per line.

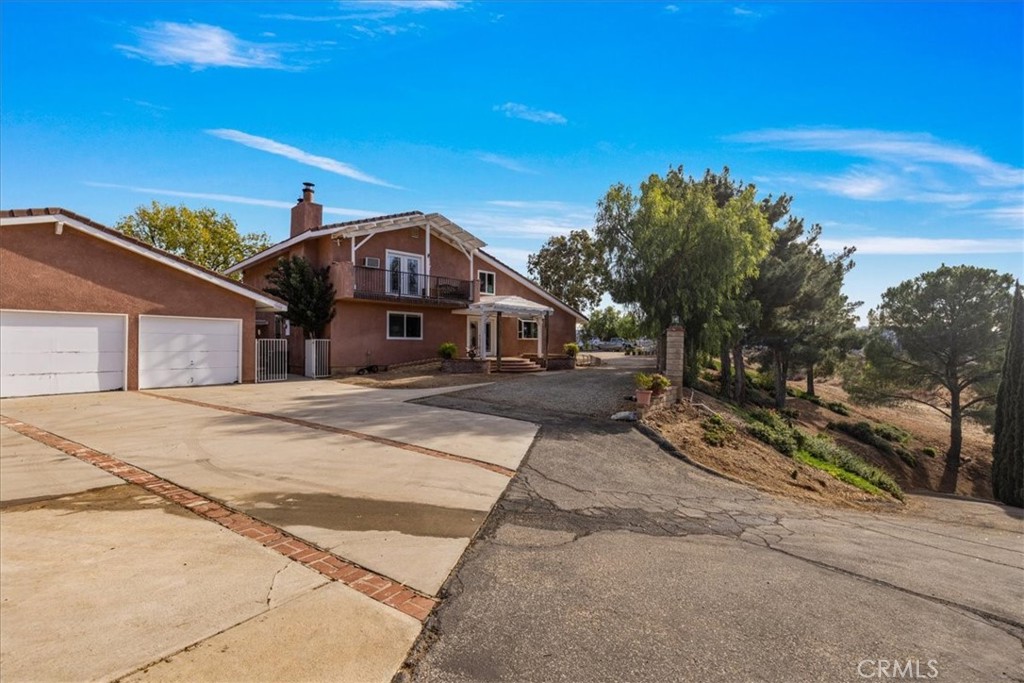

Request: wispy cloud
left=476, top=153, right=537, bottom=174
left=205, top=129, right=401, bottom=189
left=665, top=4, right=680, bottom=12
left=265, top=1, right=464, bottom=23
left=732, top=6, right=761, bottom=18
left=487, top=200, right=578, bottom=210
left=728, top=127, right=1023, bottom=187
left=117, top=22, right=292, bottom=70
left=494, top=102, right=567, bottom=125
left=819, top=235, right=1023, bottom=256
left=83, top=182, right=380, bottom=218
left=126, top=98, right=170, bottom=112
left=452, top=200, right=593, bottom=239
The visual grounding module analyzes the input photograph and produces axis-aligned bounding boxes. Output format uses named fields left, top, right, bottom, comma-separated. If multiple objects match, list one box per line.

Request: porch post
left=478, top=314, right=488, bottom=359
left=496, top=312, right=503, bottom=372
left=536, top=315, right=543, bottom=356
left=543, top=312, right=550, bottom=364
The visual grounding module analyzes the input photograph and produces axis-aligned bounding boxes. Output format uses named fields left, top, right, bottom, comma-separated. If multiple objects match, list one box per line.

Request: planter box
left=522, top=354, right=576, bottom=371
left=441, top=358, right=490, bottom=374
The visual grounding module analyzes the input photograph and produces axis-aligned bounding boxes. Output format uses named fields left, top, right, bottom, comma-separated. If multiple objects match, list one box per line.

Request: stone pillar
left=664, top=325, right=685, bottom=400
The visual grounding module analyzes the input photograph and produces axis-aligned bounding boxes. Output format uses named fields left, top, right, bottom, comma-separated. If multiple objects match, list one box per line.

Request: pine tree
left=992, top=283, right=1023, bottom=507
left=264, top=256, right=336, bottom=338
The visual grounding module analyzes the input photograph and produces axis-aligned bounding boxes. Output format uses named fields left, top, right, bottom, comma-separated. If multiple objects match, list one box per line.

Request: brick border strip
left=0, top=416, right=438, bottom=622
left=142, top=392, right=516, bottom=478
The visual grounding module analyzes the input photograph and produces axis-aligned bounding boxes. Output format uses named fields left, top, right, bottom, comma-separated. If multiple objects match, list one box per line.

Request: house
left=227, top=184, right=586, bottom=373
left=0, top=208, right=286, bottom=398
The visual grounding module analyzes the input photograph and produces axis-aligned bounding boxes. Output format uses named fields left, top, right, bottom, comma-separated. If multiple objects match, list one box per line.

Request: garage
left=1, top=208, right=286, bottom=394
left=0, top=310, right=127, bottom=398
left=139, top=315, right=241, bottom=389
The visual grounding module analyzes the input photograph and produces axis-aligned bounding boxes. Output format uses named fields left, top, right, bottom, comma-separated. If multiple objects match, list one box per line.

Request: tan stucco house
left=227, top=184, right=586, bottom=374
left=0, top=208, right=285, bottom=397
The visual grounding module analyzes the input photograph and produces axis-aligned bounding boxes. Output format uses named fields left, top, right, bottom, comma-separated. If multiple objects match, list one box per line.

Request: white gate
left=257, top=338, right=288, bottom=383
left=304, top=339, right=330, bottom=378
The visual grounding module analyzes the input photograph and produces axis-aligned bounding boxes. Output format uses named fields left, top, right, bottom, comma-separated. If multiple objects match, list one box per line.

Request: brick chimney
left=290, top=182, right=323, bottom=237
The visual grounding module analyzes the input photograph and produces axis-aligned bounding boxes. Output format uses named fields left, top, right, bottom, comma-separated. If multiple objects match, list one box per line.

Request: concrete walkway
left=0, top=379, right=538, bottom=681
left=401, top=359, right=1024, bottom=683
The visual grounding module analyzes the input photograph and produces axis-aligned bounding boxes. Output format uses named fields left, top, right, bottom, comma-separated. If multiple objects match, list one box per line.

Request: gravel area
left=424, top=354, right=656, bottom=419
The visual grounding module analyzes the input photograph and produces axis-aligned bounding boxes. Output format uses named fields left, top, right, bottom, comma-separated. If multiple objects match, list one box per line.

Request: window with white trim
left=479, top=270, right=496, bottom=295
left=518, top=319, right=539, bottom=340
left=387, top=312, right=423, bottom=340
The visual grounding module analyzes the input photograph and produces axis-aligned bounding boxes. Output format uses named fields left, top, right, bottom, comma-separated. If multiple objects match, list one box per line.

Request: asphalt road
left=399, top=358, right=1024, bottom=683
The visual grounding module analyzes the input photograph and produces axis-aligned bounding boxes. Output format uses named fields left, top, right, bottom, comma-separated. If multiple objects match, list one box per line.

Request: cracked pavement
left=400, top=361, right=1024, bottom=683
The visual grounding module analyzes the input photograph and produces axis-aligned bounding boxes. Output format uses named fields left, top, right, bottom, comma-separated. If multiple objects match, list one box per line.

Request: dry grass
left=646, top=376, right=995, bottom=508
left=645, top=399, right=900, bottom=511
left=336, top=361, right=521, bottom=390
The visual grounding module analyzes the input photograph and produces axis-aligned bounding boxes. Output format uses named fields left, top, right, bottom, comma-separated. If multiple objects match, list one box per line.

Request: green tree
left=527, top=229, right=606, bottom=312
left=264, top=256, right=336, bottom=338
left=992, top=283, right=1023, bottom=507
left=595, top=166, right=772, bottom=385
left=845, top=265, right=1015, bottom=492
left=116, top=201, right=271, bottom=274
left=582, top=305, right=623, bottom=341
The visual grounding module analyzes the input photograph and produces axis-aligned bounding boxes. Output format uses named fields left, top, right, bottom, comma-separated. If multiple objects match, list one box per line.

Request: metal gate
left=256, top=338, right=288, bottom=383
left=304, top=339, right=330, bottom=378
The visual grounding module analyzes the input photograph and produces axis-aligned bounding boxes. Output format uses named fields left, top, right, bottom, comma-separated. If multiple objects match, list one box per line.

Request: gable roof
left=477, top=249, right=588, bottom=322
left=0, top=208, right=286, bottom=311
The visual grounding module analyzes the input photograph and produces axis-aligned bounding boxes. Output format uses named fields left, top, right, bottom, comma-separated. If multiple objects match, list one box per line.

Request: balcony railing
left=353, top=266, right=473, bottom=305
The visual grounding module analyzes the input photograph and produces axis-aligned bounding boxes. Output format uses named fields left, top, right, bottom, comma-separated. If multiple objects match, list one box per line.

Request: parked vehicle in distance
left=634, top=338, right=655, bottom=354
left=595, top=337, right=628, bottom=351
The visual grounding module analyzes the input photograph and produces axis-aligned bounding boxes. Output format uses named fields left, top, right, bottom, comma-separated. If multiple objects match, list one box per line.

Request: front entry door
left=468, top=319, right=494, bottom=356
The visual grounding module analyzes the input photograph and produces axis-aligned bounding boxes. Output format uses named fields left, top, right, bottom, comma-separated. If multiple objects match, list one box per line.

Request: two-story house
left=227, top=184, right=586, bottom=374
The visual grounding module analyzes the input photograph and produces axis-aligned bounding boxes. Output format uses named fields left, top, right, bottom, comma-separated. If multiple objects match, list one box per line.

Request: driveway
left=402, top=358, right=1024, bottom=682
left=0, top=379, right=537, bottom=682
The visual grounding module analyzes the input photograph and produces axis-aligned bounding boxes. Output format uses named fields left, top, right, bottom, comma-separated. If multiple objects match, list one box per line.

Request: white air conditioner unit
left=363, top=257, right=381, bottom=268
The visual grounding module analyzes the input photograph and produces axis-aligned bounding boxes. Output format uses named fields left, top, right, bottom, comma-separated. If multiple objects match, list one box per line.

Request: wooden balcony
left=349, top=265, right=474, bottom=307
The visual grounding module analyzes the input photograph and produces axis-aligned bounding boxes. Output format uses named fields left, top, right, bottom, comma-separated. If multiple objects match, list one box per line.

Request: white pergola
left=462, top=295, right=554, bottom=369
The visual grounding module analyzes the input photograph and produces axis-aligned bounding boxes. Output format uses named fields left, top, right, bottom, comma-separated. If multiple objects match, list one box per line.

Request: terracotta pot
left=635, top=389, right=653, bottom=407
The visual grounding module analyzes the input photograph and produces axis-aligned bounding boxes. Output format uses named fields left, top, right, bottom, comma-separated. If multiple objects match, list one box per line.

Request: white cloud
left=487, top=200, right=578, bottom=210
left=728, top=127, right=1023, bottom=187
left=206, top=129, right=401, bottom=189
left=476, top=153, right=537, bottom=174
left=819, top=236, right=1024, bottom=255
left=452, top=200, right=593, bottom=239
left=83, top=181, right=379, bottom=218
left=117, top=22, right=291, bottom=70
left=665, top=5, right=680, bottom=12
left=732, top=6, right=760, bottom=17
left=494, top=102, right=567, bottom=125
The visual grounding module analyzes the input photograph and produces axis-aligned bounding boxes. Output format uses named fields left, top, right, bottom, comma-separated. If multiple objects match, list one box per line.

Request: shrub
left=438, top=342, right=458, bottom=360
left=563, top=342, right=579, bottom=358
left=650, top=373, right=671, bottom=392
left=800, top=435, right=904, bottom=500
left=701, top=414, right=735, bottom=446
left=923, top=446, right=938, bottom=458
left=635, top=372, right=653, bottom=390
left=746, top=370, right=775, bottom=393
left=746, top=411, right=798, bottom=455
left=873, top=423, right=911, bottom=444
left=825, top=401, right=851, bottom=416
left=829, top=420, right=917, bottom=468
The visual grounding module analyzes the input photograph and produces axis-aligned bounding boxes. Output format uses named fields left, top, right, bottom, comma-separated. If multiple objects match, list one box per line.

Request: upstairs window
left=479, top=270, right=496, bottom=295
left=518, top=319, right=539, bottom=340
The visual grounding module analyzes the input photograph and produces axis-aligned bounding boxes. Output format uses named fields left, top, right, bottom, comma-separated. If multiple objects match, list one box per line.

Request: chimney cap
left=303, top=182, right=315, bottom=190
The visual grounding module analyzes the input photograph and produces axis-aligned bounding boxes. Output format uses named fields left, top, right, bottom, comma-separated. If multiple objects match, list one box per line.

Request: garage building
left=1, top=208, right=286, bottom=398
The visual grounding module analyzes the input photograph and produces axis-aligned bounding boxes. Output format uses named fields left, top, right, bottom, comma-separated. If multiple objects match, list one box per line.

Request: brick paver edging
left=0, top=415, right=438, bottom=622
left=142, top=392, right=516, bottom=478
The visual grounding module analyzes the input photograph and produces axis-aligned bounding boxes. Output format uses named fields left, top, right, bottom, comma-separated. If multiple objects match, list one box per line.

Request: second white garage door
left=139, top=315, right=241, bottom=389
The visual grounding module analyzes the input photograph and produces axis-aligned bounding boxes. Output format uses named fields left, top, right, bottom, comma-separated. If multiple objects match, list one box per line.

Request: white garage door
left=0, top=310, right=127, bottom=398
left=139, top=315, right=241, bottom=389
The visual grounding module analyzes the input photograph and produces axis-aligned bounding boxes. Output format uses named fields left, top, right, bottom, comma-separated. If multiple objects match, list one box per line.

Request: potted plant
left=563, top=342, right=579, bottom=358
left=438, top=342, right=458, bottom=360
left=635, top=372, right=654, bottom=407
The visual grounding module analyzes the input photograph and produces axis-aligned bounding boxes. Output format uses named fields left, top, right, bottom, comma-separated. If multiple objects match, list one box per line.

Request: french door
left=386, top=251, right=424, bottom=297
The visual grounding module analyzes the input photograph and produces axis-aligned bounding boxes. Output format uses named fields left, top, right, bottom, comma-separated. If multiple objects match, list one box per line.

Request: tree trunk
left=805, top=364, right=815, bottom=396
left=719, top=343, right=732, bottom=398
left=732, top=344, right=747, bottom=404
left=941, top=389, right=963, bottom=493
left=773, top=349, right=787, bottom=411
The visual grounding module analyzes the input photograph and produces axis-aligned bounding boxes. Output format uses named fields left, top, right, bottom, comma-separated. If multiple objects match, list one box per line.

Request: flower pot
left=635, top=389, right=653, bottom=407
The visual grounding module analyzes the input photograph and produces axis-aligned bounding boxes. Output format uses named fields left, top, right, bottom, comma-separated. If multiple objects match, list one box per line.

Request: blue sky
left=2, top=1, right=1022, bottom=318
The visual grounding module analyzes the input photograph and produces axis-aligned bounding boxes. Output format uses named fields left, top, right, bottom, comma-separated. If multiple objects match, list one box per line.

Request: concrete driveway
left=0, top=379, right=537, bottom=682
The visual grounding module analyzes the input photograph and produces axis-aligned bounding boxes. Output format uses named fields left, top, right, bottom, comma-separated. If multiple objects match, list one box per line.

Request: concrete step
left=488, top=357, right=544, bottom=373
